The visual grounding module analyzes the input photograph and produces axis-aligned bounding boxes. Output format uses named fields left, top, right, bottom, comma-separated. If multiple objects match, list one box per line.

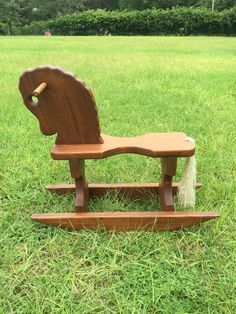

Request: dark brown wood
left=19, top=66, right=103, bottom=144
left=69, top=160, right=88, bottom=212
left=51, top=133, right=195, bottom=160
left=46, top=182, right=203, bottom=199
left=31, top=211, right=219, bottom=231
left=159, top=157, right=177, bottom=211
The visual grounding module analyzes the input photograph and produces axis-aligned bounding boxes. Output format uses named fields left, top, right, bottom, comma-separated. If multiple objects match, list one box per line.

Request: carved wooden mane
left=19, top=66, right=103, bottom=144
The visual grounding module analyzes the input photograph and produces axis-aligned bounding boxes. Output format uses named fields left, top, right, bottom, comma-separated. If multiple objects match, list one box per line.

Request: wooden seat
left=19, top=66, right=218, bottom=231
left=52, top=133, right=195, bottom=160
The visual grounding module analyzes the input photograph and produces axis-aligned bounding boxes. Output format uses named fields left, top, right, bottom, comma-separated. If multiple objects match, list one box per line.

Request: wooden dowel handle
left=32, top=82, right=47, bottom=96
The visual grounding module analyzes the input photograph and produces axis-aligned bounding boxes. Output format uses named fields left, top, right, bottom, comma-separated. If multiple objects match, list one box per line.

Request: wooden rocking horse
left=19, top=66, right=219, bottom=231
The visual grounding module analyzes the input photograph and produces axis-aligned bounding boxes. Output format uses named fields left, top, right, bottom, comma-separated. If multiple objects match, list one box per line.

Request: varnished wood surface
left=31, top=211, right=219, bottom=231
left=19, top=66, right=103, bottom=144
left=19, top=65, right=219, bottom=232
left=52, top=133, right=195, bottom=160
left=159, top=157, right=177, bottom=211
left=46, top=182, right=203, bottom=199
left=69, top=160, right=88, bottom=212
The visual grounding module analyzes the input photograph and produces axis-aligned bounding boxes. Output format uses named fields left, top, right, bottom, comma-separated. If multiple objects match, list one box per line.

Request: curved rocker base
left=32, top=211, right=219, bottom=231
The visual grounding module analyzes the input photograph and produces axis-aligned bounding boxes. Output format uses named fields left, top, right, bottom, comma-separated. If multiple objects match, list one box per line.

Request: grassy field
left=0, top=36, right=236, bottom=313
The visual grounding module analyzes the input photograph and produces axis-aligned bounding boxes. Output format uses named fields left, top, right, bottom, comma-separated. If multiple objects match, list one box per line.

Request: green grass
left=0, top=36, right=236, bottom=313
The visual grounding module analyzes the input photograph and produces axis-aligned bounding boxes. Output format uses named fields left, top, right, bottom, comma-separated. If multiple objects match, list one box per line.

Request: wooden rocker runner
left=19, top=66, right=219, bottom=231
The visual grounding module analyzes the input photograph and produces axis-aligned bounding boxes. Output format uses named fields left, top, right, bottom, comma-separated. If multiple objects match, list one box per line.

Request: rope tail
left=178, top=137, right=196, bottom=208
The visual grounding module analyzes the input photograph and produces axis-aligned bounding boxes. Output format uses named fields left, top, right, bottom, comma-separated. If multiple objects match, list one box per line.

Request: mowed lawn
left=0, top=36, right=236, bottom=313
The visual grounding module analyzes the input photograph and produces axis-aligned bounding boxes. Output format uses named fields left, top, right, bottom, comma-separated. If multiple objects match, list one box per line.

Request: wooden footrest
left=46, top=182, right=203, bottom=199
left=32, top=211, right=219, bottom=231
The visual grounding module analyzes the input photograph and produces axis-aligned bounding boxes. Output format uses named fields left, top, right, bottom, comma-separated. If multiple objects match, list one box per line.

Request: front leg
left=159, top=157, right=177, bottom=211
left=69, top=159, right=89, bottom=212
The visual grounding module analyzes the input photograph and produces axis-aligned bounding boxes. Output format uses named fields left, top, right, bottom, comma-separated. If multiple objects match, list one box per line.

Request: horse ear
left=19, top=66, right=103, bottom=144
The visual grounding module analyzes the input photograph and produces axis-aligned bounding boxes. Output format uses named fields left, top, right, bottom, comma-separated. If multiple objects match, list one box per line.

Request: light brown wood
left=51, top=133, right=195, bottom=160
left=31, top=211, right=219, bottom=231
left=33, top=82, right=47, bottom=96
left=46, top=182, right=203, bottom=199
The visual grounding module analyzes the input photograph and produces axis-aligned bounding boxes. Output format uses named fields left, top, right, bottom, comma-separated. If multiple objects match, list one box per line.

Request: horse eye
left=29, top=95, right=39, bottom=107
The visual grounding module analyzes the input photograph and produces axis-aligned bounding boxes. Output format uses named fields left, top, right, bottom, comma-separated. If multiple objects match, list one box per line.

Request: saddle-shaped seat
left=19, top=66, right=218, bottom=231
left=51, top=133, right=194, bottom=160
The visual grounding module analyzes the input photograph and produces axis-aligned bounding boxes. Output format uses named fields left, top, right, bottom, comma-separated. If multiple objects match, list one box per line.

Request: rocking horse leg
left=69, top=159, right=89, bottom=212
left=159, top=157, right=177, bottom=211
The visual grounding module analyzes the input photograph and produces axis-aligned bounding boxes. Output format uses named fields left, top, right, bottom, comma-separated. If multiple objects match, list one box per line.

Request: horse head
left=19, top=66, right=103, bottom=144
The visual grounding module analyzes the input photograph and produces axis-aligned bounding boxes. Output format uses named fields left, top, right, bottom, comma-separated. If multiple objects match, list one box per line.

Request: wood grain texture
left=159, top=157, right=177, bottom=211
left=45, top=182, right=203, bottom=199
left=19, top=65, right=219, bottom=232
left=31, top=211, right=219, bottom=231
left=69, top=160, right=88, bottom=212
left=19, top=66, right=103, bottom=144
left=51, top=133, right=195, bottom=160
